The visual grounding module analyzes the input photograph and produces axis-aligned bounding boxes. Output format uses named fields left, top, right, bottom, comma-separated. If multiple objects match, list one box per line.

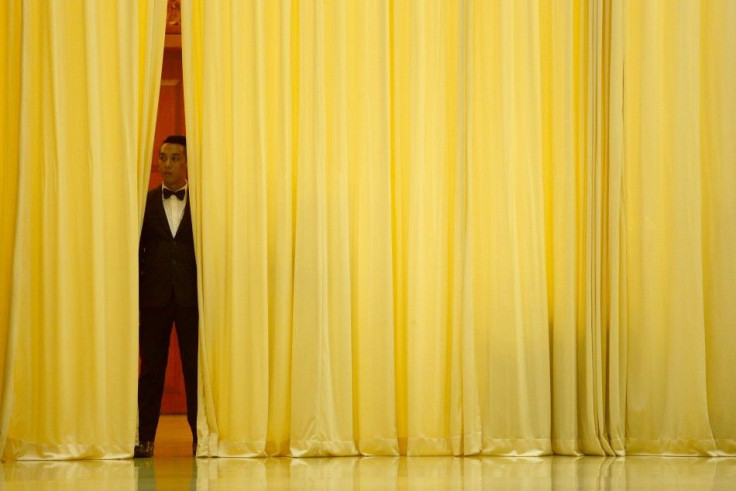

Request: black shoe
left=134, top=441, right=155, bottom=458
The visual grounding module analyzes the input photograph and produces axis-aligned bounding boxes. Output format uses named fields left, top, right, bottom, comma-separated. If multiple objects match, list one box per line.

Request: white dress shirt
left=162, top=183, right=188, bottom=237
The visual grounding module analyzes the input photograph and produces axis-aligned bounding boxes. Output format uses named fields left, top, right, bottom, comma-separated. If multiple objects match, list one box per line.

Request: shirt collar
left=162, top=181, right=188, bottom=192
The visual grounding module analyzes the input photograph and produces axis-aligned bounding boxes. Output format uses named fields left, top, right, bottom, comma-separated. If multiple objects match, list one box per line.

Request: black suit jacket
left=139, top=186, right=198, bottom=308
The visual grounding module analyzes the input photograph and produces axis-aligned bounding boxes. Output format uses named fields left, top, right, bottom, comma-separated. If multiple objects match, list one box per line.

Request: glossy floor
left=2, top=417, right=735, bottom=490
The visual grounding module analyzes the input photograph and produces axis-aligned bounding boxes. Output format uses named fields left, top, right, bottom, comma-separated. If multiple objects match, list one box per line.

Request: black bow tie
left=163, top=188, right=186, bottom=201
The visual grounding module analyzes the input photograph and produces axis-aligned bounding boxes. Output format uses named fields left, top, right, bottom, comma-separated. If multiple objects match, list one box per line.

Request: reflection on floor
left=2, top=416, right=736, bottom=490
left=155, top=413, right=195, bottom=458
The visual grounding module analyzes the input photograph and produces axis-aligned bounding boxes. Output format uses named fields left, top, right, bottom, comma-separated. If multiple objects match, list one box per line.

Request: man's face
left=158, top=143, right=187, bottom=190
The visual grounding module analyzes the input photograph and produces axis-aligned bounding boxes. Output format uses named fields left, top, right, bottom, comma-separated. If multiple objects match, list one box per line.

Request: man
left=135, top=135, right=198, bottom=458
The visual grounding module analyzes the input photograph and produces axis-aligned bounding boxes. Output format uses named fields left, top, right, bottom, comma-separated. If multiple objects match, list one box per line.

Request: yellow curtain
left=622, top=0, right=736, bottom=455
left=183, top=0, right=736, bottom=457
left=542, top=0, right=627, bottom=456
left=0, top=1, right=166, bottom=459
left=700, top=1, right=736, bottom=456
left=2, top=0, right=734, bottom=460
left=0, top=0, right=22, bottom=422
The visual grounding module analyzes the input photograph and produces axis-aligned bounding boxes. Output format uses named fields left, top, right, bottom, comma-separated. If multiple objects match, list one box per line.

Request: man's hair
left=162, top=135, right=187, bottom=155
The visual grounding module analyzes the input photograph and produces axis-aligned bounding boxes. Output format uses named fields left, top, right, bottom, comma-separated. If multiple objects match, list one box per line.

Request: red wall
left=149, top=44, right=187, bottom=414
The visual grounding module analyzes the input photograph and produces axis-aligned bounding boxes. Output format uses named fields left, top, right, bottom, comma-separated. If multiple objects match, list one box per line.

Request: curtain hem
left=478, top=438, right=553, bottom=457
left=3, top=439, right=132, bottom=461
left=624, top=438, right=723, bottom=456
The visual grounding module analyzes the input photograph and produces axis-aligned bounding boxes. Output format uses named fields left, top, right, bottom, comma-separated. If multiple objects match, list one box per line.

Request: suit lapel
left=175, top=198, right=191, bottom=239
left=151, top=185, right=173, bottom=238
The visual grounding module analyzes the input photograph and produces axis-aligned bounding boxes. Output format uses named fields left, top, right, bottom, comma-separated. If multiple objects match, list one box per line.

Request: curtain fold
left=0, top=0, right=166, bottom=459
left=700, top=0, right=736, bottom=455
left=0, top=0, right=22, bottom=443
left=541, top=0, right=628, bottom=457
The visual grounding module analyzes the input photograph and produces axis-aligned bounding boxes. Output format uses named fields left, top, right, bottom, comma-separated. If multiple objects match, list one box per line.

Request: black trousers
left=138, top=296, right=198, bottom=443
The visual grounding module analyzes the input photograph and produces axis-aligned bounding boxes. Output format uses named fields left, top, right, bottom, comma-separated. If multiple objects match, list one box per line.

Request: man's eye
left=159, top=154, right=166, bottom=160
left=171, top=155, right=180, bottom=162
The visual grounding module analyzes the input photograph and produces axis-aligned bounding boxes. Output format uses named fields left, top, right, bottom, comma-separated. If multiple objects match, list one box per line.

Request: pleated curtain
left=182, top=0, right=736, bottom=457
left=0, top=0, right=166, bottom=459
left=1, top=0, right=735, bottom=460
